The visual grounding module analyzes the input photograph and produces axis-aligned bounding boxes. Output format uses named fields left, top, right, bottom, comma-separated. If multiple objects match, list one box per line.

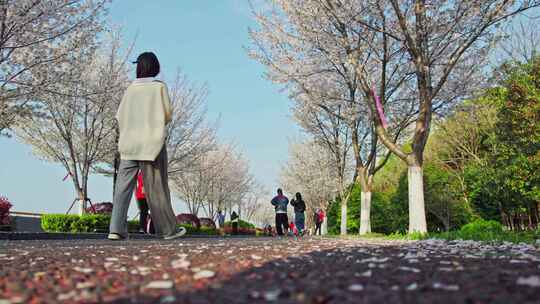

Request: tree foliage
left=0, top=0, right=109, bottom=134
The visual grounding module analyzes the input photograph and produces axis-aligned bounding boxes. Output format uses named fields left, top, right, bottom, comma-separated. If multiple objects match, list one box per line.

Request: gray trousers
left=109, top=147, right=177, bottom=237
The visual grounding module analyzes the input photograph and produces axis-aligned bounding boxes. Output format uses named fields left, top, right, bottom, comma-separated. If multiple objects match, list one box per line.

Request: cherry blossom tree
left=166, top=70, right=217, bottom=176
left=171, top=144, right=255, bottom=220
left=250, top=0, right=538, bottom=234
left=237, top=183, right=268, bottom=224
left=170, top=152, right=216, bottom=216
left=249, top=196, right=275, bottom=227
left=14, top=31, right=130, bottom=214
left=351, top=0, right=540, bottom=233
left=204, top=146, right=254, bottom=219
left=248, top=1, right=411, bottom=234
left=0, top=0, right=109, bottom=135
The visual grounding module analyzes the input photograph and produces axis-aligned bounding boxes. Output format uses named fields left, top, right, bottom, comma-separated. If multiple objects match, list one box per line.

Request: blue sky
left=0, top=0, right=298, bottom=214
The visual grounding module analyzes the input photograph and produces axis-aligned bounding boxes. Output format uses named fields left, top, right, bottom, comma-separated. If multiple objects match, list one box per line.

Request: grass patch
left=427, top=230, right=539, bottom=244
left=426, top=219, right=540, bottom=244
left=327, top=219, right=540, bottom=244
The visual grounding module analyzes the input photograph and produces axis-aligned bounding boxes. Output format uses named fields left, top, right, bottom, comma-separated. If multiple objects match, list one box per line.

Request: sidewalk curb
left=0, top=232, right=271, bottom=241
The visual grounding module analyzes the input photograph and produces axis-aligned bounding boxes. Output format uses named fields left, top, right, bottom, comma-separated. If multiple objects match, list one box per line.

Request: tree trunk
left=359, top=191, right=372, bottom=235
left=532, top=202, right=538, bottom=229
left=77, top=188, right=86, bottom=216
left=340, top=197, right=348, bottom=235
left=407, top=165, right=427, bottom=233
left=529, top=202, right=538, bottom=229
left=238, top=201, right=242, bottom=219
left=503, top=211, right=512, bottom=230
left=322, top=217, right=328, bottom=235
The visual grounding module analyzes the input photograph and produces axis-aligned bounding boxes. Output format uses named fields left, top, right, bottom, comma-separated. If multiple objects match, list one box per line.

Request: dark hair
left=277, top=188, right=283, bottom=195
left=295, top=192, right=302, bottom=201
left=135, top=52, right=160, bottom=78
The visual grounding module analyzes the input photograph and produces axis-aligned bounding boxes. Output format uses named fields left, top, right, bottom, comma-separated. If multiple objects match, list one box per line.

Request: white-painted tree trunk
left=359, top=191, right=372, bottom=235
left=340, top=200, right=347, bottom=235
left=322, top=218, right=327, bottom=235
left=408, top=166, right=427, bottom=233
left=78, top=200, right=86, bottom=216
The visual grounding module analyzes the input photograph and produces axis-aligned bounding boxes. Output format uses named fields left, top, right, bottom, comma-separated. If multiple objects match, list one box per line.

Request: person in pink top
left=314, top=209, right=325, bottom=235
left=289, top=221, right=298, bottom=236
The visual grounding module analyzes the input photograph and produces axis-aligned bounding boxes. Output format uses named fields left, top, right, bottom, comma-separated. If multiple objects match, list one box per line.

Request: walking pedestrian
left=314, top=209, right=323, bottom=236
left=271, top=188, right=289, bottom=236
left=318, top=209, right=325, bottom=233
left=231, top=211, right=239, bottom=235
left=108, top=52, right=186, bottom=240
left=290, top=192, right=306, bottom=235
left=216, top=210, right=225, bottom=229
left=264, top=224, right=274, bottom=236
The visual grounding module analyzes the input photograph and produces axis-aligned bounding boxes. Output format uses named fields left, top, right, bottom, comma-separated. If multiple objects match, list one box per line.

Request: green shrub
left=41, top=214, right=81, bottom=232
left=176, top=223, right=219, bottom=235
left=224, top=219, right=255, bottom=229
left=69, top=214, right=110, bottom=233
left=421, top=219, right=538, bottom=244
left=42, top=214, right=112, bottom=233
left=458, top=219, right=503, bottom=241
left=128, top=220, right=140, bottom=232
left=199, top=226, right=219, bottom=235
left=177, top=223, right=199, bottom=234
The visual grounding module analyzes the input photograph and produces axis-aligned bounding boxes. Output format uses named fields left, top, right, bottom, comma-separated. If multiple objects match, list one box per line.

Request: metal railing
left=9, top=211, right=43, bottom=218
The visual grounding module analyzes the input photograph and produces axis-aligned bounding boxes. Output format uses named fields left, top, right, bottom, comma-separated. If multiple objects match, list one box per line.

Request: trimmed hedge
left=224, top=219, right=255, bottom=229
left=199, top=217, right=216, bottom=229
left=200, top=226, right=219, bottom=235
left=128, top=220, right=140, bottom=232
left=41, top=214, right=140, bottom=233
left=42, top=214, right=80, bottom=232
left=41, top=214, right=110, bottom=233
left=178, top=223, right=219, bottom=235
left=176, top=213, right=201, bottom=228
left=40, top=214, right=256, bottom=236
left=223, top=226, right=256, bottom=235
left=69, top=214, right=110, bottom=233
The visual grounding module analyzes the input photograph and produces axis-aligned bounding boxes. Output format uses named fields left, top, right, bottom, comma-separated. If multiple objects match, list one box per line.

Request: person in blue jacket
left=270, top=188, right=289, bottom=236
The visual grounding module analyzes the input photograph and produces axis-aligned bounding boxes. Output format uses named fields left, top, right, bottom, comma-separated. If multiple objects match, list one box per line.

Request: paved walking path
left=1, top=237, right=539, bottom=303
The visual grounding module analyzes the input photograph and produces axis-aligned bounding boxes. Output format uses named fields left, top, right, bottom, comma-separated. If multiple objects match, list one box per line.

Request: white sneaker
left=107, top=233, right=126, bottom=240
left=163, top=227, right=187, bottom=240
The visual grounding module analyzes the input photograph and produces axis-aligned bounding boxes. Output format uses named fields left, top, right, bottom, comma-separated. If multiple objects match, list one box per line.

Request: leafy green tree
left=489, top=58, right=540, bottom=228
left=494, top=58, right=540, bottom=203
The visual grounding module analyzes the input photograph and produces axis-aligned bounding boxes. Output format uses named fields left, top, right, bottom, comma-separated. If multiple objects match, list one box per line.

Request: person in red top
left=136, top=170, right=152, bottom=233
left=314, top=209, right=325, bottom=235
left=318, top=209, right=325, bottom=224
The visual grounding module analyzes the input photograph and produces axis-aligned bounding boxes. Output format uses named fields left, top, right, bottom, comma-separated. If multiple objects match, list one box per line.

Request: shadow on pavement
left=105, top=240, right=540, bottom=304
